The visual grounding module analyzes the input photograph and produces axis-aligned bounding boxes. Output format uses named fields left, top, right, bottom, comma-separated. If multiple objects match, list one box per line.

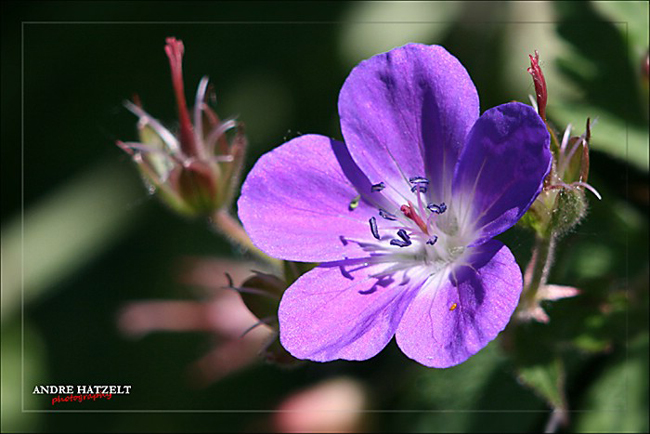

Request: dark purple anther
left=371, top=182, right=386, bottom=192
left=427, top=203, right=447, bottom=214
left=390, top=238, right=411, bottom=247
left=397, top=229, right=410, bottom=242
left=379, top=209, right=397, bottom=220
left=369, top=217, right=380, bottom=240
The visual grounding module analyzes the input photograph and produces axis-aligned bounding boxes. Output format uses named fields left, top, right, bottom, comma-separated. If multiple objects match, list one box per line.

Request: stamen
left=427, top=202, right=447, bottom=214
left=371, top=182, right=386, bottom=192
left=409, top=177, right=429, bottom=194
left=390, top=238, right=411, bottom=247
left=369, top=217, right=380, bottom=240
left=426, top=235, right=438, bottom=246
left=349, top=195, right=360, bottom=210
left=397, top=229, right=410, bottom=242
left=409, top=176, right=429, bottom=185
left=378, top=209, right=397, bottom=220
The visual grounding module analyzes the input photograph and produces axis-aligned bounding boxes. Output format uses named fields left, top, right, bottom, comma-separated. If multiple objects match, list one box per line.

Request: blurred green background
left=2, top=1, right=648, bottom=432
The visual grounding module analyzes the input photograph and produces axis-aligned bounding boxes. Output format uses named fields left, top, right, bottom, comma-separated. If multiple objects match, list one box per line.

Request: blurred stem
left=544, top=408, right=569, bottom=433
left=210, top=210, right=283, bottom=269
left=521, top=233, right=556, bottom=311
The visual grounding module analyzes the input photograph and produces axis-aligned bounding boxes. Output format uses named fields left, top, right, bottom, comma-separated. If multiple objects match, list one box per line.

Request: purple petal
left=339, top=43, right=479, bottom=203
left=238, top=134, right=385, bottom=262
left=395, top=240, right=522, bottom=368
left=278, top=262, right=418, bottom=362
left=452, top=102, right=551, bottom=243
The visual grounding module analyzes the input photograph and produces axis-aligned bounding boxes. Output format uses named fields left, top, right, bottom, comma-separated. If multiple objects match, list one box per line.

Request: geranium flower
left=238, top=44, right=551, bottom=367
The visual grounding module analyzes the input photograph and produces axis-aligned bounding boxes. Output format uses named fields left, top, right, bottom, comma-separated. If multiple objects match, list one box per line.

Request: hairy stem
left=210, top=209, right=283, bottom=269
left=521, top=233, right=557, bottom=311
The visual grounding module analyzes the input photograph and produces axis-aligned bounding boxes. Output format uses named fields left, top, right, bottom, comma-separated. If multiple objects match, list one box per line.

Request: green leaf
left=516, top=357, right=567, bottom=411
left=397, top=340, right=544, bottom=432
left=550, top=103, right=649, bottom=171
left=592, top=1, right=649, bottom=56
left=1, top=162, right=142, bottom=323
left=574, top=333, right=649, bottom=433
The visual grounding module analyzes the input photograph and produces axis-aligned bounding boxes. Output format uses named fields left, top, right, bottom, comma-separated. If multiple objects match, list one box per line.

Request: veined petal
left=452, top=102, right=551, bottom=243
left=238, top=134, right=382, bottom=262
left=339, top=43, right=479, bottom=203
left=278, top=262, right=419, bottom=362
left=395, top=240, right=521, bottom=368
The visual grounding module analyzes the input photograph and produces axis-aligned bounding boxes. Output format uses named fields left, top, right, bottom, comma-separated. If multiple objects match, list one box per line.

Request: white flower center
left=347, top=175, right=479, bottom=283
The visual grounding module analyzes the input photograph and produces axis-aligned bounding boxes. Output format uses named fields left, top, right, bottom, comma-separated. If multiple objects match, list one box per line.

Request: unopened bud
left=227, top=271, right=302, bottom=368
left=550, top=187, right=587, bottom=237
left=237, top=272, right=286, bottom=323
left=174, top=161, right=219, bottom=215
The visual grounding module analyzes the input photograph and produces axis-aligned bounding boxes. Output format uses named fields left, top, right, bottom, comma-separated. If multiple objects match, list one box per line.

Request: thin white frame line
left=20, top=409, right=634, bottom=414
left=21, top=20, right=26, bottom=415
left=19, top=17, right=633, bottom=415
left=623, top=20, right=630, bottom=419
left=20, top=20, right=628, bottom=24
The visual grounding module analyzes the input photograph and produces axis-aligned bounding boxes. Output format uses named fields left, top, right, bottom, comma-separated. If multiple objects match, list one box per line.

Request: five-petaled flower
left=238, top=44, right=551, bottom=367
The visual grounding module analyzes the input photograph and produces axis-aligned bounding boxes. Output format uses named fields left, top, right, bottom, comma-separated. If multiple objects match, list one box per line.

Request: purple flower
left=238, top=44, right=551, bottom=367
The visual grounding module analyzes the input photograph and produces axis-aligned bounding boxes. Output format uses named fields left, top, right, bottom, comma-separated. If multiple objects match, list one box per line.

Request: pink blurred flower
left=273, top=377, right=367, bottom=433
left=118, top=258, right=276, bottom=385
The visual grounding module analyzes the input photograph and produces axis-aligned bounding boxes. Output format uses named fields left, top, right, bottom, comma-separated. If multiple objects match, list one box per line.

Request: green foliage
left=516, top=357, right=566, bottom=411
left=550, top=2, right=649, bottom=171
left=575, top=333, right=650, bottom=433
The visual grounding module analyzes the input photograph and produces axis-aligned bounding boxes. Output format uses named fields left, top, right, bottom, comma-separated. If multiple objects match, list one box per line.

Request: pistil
left=165, top=37, right=201, bottom=158
left=400, top=202, right=428, bottom=234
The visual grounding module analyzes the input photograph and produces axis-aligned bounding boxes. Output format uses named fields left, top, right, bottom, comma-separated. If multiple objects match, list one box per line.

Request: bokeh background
left=2, top=1, right=648, bottom=432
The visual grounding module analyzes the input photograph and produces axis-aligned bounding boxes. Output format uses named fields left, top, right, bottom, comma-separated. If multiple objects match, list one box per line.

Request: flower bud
left=173, top=161, right=219, bottom=215
left=228, top=271, right=303, bottom=368
left=117, top=37, right=247, bottom=217
left=237, top=271, right=286, bottom=323
left=549, top=187, right=588, bottom=238
left=519, top=52, right=600, bottom=239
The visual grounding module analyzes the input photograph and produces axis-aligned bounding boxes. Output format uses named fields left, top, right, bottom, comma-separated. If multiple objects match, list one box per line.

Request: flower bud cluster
left=117, top=37, right=246, bottom=217
left=520, top=52, right=600, bottom=239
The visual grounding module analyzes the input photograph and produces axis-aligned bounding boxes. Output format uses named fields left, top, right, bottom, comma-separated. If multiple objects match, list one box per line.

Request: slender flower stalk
left=517, top=51, right=600, bottom=323
left=518, top=234, right=557, bottom=322
left=211, top=210, right=282, bottom=268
